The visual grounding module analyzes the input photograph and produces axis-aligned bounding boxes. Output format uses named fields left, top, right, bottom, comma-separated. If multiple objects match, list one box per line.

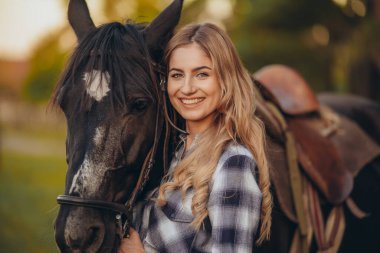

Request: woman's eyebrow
left=192, top=66, right=212, bottom=72
left=168, top=68, right=183, bottom=73
left=168, top=66, right=212, bottom=73
left=168, top=66, right=212, bottom=72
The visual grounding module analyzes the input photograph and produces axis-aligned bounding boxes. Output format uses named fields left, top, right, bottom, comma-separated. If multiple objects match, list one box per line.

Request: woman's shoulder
left=213, top=142, right=257, bottom=176
left=219, top=142, right=255, bottom=164
left=210, top=141, right=261, bottom=195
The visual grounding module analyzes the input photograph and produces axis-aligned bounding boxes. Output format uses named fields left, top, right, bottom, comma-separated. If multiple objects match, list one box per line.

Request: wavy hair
left=157, top=23, right=272, bottom=244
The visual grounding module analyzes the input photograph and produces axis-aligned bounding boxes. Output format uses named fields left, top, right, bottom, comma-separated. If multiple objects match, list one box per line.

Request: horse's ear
left=143, top=0, right=184, bottom=62
left=68, top=0, right=96, bottom=41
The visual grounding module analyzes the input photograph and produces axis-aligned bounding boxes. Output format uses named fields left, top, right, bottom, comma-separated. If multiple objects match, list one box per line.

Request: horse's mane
left=51, top=22, right=155, bottom=112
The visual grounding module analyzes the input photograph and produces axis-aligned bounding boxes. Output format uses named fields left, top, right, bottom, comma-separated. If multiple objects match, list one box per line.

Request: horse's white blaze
left=93, top=127, right=105, bottom=146
left=83, top=70, right=111, bottom=101
left=69, top=171, right=81, bottom=194
left=69, top=154, right=106, bottom=196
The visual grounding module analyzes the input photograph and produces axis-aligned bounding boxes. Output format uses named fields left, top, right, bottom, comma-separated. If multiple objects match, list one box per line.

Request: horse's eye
left=131, top=98, right=149, bottom=113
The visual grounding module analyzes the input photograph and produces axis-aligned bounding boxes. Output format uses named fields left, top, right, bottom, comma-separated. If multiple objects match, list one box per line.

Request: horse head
left=53, top=1, right=183, bottom=252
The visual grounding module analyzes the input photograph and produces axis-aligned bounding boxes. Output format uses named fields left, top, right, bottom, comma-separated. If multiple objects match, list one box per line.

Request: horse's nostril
left=68, top=236, right=83, bottom=250
left=66, top=223, right=105, bottom=251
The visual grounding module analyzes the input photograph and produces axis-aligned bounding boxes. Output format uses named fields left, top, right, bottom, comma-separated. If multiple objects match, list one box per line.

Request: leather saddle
left=252, top=64, right=380, bottom=222
left=254, top=64, right=320, bottom=115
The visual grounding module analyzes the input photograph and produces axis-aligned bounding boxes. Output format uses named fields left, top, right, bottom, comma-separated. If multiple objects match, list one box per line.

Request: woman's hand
left=118, top=228, right=145, bottom=253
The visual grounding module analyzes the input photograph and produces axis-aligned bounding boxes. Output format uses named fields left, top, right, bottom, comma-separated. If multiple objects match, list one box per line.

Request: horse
left=53, top=0, right=181, bottom=251
left=53, top=1, right=380, bottom=252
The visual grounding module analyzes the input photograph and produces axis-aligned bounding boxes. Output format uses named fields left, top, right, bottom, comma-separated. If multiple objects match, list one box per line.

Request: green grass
left=2, top=123, right=66, bottom=142
left=0, top=123, right=67, bottom=252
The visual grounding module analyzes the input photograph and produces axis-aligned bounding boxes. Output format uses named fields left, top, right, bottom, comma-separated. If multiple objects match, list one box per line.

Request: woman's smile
left=179, top=97, right=205, bottom=105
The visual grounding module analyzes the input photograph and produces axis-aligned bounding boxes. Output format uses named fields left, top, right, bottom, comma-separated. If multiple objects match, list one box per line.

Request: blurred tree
left=103, top=0, right=169, bottom=21
left=23, top=27, right=68, bottom=102
left=231, top=0, right=379, bottom=100
left=348, top=0, right=380, bottom=101
left=226, top=0, right=361, bottom=92
left=24, top=0, right=379, bottom=102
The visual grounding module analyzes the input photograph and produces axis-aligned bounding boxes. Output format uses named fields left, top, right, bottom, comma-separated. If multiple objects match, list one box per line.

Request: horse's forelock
left=51, top=22, right=155, bottom=114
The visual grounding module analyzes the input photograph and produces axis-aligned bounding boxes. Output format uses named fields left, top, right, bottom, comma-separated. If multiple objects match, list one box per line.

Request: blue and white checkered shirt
left=133, top=142, right=262, bottom=253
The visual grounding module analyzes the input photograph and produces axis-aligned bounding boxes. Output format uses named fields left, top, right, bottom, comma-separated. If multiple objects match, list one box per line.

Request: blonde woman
left=119, top=23, right=272, bottom=253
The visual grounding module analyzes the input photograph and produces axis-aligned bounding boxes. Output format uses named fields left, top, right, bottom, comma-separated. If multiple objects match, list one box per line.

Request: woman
left=119, top=23, right=272, bottom=253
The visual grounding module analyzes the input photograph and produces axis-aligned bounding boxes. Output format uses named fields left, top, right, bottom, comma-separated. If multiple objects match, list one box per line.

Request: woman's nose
left=180, top=77, right=196, bottom=94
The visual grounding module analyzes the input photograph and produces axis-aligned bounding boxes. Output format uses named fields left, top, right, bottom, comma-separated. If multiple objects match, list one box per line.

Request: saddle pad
left=266, top=137, right=298, bottom=223
left=287, top=117, right=353, bottom=205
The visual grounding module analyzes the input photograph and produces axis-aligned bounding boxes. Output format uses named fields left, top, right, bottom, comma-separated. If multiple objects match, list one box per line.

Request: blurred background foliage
left=19, top=0, right=380, bottom=102
left=0, top=0, right=379, bottom=252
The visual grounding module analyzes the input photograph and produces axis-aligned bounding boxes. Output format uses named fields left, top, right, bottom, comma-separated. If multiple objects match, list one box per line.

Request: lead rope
left=120, top=112, right=159, bottom=238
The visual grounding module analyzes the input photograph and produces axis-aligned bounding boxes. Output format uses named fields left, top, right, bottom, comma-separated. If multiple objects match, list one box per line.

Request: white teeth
left=180, top=98, right=204, bottom=105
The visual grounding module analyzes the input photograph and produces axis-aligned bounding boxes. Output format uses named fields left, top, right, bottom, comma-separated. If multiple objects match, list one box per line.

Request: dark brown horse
left=53, top=1, right=380, bottom=252
left=53, top=0, right=181, bottom=251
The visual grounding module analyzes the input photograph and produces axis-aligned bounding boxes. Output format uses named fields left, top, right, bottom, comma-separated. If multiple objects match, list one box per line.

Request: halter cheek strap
left=158, top=75, right=188, bottom=135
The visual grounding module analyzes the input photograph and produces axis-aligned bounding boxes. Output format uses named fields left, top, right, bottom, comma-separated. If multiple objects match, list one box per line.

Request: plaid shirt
left=133, top=143, right=262, bottom=253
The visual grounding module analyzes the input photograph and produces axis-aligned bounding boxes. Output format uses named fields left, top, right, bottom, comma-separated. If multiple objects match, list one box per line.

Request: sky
left=0, top=0, right=66, bottom=60
left=0, top=0, right=105, bottom=61
left=0, top=0, right=232, bottom=61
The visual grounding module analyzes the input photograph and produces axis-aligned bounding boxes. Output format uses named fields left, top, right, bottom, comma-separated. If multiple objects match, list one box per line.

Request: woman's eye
left=197, top=72, right=209, bottom=78
left=171, top=73, right=183, bottom=79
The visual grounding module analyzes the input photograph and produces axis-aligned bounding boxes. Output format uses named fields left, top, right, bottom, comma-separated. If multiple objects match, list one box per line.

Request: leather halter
left=56, top=38, right=186, bottom=239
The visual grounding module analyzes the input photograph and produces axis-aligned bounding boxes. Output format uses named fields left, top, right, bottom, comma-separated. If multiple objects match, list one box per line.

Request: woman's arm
left=208, top=155, right=262, bottom=253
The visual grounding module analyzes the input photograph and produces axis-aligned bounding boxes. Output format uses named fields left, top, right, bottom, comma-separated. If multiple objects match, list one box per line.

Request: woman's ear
left=68, top=0, right=96, bottom=41
left=143, top=0, right=184, bottom=62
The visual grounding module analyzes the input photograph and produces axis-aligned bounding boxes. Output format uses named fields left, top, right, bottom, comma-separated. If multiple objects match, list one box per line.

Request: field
left=0, top=100, right=66, bottom=252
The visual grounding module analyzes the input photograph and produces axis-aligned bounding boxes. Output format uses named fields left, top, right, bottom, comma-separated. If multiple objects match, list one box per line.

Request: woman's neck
left=185, top=121, right=212, bottom=150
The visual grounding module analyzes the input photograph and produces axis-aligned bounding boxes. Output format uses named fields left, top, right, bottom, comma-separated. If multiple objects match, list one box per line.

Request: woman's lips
left=179, top=97, right=205, bottom=105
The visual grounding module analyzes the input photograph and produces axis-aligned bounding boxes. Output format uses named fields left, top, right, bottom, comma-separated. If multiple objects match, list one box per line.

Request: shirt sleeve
left=207, top=155, right=262, bottom=253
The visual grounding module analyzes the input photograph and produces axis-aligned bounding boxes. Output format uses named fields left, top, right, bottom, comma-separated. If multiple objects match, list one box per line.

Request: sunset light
left=0, top=0, right=66, bottom=60
left=0, top=0, right=104, bottom=60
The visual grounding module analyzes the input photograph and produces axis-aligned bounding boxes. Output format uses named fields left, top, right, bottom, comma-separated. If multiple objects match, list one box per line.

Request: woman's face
left=167, top=43, right=221, bottom=133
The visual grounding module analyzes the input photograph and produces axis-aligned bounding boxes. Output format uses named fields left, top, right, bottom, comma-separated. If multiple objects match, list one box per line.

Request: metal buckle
left=159, top=76, right=166, bottom=91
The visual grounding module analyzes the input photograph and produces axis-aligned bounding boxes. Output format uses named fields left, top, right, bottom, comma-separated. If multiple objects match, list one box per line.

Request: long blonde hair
left=157, top=23, right=272, bottom=244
